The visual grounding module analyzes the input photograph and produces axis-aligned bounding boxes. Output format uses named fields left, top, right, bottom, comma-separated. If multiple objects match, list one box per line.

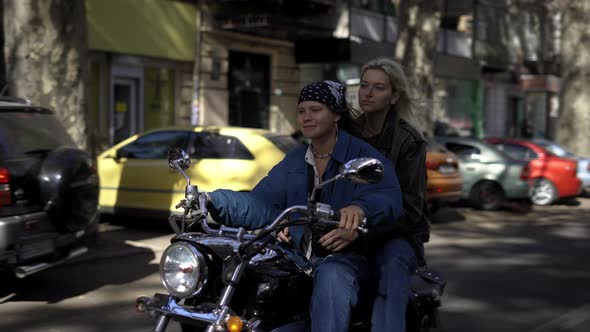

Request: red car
left=486, top=138, right=581, bottom=205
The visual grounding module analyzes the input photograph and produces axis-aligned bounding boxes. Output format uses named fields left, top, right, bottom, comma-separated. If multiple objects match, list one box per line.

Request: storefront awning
left=86, top=0, right=196, bottom=62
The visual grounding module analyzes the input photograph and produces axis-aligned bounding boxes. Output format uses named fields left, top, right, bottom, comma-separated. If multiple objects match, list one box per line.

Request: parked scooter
left=136, top=148, right=445, bottom=332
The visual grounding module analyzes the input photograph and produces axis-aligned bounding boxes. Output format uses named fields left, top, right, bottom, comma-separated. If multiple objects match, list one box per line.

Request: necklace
left=312, top=148, right=332, bottom=159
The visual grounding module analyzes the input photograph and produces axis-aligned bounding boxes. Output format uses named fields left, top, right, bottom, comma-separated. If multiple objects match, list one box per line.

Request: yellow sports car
left=97, top=126, right=299, bottom=218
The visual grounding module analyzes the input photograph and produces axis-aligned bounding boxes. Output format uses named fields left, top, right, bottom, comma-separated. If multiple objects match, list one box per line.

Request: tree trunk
left=393, top=0, right=441, bottom=134
left=555, top=0, right=590, bottom=156
left=0, top=1, right=6, bottom=92
left=3, top=0, right=88, bottom=150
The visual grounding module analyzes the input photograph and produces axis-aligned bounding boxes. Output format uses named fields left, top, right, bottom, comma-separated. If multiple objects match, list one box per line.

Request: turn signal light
left=0, top=168, right=11, bottom=206
left=426, top=160, right=440, bottom=170
left=0, top=168, right=9, bottom=184
left=226, top=315, right=243, bottom=332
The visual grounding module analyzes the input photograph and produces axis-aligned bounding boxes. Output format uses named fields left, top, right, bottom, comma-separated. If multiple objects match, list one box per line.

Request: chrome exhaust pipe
left=15, top=246, right=88, bottom=278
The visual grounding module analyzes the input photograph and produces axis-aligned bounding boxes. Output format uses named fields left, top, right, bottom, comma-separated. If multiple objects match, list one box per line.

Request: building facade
left=86, top=0, right=196, bottom=156
left=196, top=0, right=399, bottom=133
left=84, top=0, right=564, bottom=157
left=433, top=0, right=561, bottom=140
left=84, top=0, right=399, bottom=156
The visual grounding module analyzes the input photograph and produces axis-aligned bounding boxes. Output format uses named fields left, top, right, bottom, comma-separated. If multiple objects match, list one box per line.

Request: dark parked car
left=486, top=138, right=581, bottom=206
left=0, top=98, right=99, bottom=278
left=436, top=137, right=531, bottom=210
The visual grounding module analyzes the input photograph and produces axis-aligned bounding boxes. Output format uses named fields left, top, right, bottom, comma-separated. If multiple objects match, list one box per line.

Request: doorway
left=228, top=51, right=270, bottom=129
left=507, top=96, right=526, bottom=138
left=112, top=78, right=139, bottom=144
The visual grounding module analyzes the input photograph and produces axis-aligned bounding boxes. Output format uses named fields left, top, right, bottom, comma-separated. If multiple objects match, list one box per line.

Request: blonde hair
left=360, top=57, right=421, bottom=130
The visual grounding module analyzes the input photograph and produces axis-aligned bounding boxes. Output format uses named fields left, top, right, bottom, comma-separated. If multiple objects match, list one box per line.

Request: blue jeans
left=309, top=253, right=368, bottom=332
left=371, top=238, right=417, bottom=332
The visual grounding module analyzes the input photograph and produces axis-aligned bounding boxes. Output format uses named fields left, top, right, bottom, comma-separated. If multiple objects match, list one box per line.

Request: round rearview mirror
left=168, top=148, right=191, bottom=171
left=339, top=158, right=384, bottom=184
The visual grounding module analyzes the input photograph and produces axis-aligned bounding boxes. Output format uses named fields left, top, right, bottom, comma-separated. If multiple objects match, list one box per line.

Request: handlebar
left=172, top=202, right=368, bottom=240
left=321, top=211, right=368, bottom=234
left=331, top=210, right=341, bottom=221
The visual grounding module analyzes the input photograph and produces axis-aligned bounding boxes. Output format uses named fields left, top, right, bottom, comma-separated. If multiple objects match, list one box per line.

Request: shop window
left=144, top=67, right=175, bottom=131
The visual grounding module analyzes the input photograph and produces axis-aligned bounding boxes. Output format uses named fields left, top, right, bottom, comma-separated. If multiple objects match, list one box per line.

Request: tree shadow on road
left=431, top=206, right=467, bottom=224
left=427, top=200, right=590, bottom=332
left=100, top=213, right=176, bottom=239
left=0, top=225, right=158, bottom=304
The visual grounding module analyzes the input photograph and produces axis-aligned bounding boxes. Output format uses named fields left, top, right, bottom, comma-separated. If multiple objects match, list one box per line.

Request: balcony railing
left=350, top=7, right=398, bottom=43
left=437, top=29, right=472, bottom=58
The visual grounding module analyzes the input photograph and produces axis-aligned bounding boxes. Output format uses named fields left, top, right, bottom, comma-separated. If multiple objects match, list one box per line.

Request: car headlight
left=160, top=242, right=208, bottom=298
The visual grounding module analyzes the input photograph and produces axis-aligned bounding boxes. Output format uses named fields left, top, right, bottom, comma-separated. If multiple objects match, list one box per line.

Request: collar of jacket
left=330, top=129, right=353, bottom=164
left=372, top=110, right=399, bottom=151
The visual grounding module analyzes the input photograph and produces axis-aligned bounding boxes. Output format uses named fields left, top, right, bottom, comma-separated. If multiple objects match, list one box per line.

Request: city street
left=2, top=2, right=590, bottom=332
left=427, top=198, right=590, bottom=332
left=1, top=198, right=590, bottom=332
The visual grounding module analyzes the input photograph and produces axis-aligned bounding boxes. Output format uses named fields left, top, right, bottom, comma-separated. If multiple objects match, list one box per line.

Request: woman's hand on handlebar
left=319, top=229, right=359, bottom=252
left=276, top=219, right=291, bottom=243
left=338, top=205, right=365, bottom=231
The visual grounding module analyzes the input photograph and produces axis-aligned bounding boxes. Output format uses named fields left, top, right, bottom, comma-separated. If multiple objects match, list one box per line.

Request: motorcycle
left=136, top=148, right=445, bottom=332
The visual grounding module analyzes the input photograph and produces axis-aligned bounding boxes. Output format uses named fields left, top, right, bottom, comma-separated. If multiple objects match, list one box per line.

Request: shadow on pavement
left=431, top=206, right=467, bottom=224
left=553, top=197, right=582, bottom=206
left=0, top=224, right=158, bottom=304
left=101, top=213, right=175, bottom=236
left=427, top=200, right=590, bottom=332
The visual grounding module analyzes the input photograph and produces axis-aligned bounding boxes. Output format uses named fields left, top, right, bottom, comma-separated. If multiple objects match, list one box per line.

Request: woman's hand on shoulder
left=338, top=205, right=365, bottom=231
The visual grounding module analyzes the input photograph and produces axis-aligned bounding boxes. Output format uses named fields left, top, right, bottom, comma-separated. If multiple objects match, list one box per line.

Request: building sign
left=219, top=14, right=271, bottom=29
left=520, top=75, right=561, bottom=92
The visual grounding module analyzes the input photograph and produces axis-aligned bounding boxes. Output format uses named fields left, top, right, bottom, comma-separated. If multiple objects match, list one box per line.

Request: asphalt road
left=428, top=198, right=590, bottom=332
left=1, top=198, right=589, bottom=332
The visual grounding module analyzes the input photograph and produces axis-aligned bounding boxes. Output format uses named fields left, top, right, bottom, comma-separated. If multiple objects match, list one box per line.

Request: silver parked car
left=435, top=136, right=531, bottom=210
left=532, top=139, right=590, bottom=195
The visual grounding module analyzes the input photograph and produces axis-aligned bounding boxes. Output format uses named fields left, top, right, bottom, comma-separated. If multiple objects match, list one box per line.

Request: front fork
left=153, top=315, right=170, bottom=332
left=205, top=261, right=248, bottom=332
left=150, top=257, right=248, bottom=332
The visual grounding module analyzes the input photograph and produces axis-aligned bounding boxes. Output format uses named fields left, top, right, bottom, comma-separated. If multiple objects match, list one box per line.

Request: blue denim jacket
left=209, top=130, right=403, bottom=253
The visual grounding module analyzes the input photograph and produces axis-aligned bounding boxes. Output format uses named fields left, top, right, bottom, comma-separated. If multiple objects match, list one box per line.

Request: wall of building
left=197, top=29, right=300, bottom=134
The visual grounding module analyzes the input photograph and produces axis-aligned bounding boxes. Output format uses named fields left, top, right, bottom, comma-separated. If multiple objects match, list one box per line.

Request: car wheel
left=530, top=178, right=558, bottom=206
left=39, top=147, right=99, bottom=233
left=428, top=201, right=440, bottom=214
left=470, top=181, right=505, bottom=211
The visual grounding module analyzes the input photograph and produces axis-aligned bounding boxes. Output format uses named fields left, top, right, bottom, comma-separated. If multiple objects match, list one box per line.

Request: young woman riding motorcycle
left=204, top=80, right=403, bottom=331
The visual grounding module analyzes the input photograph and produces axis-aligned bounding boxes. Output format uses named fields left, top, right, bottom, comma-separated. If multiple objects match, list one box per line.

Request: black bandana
left=298, top=80, right=347, bottom=113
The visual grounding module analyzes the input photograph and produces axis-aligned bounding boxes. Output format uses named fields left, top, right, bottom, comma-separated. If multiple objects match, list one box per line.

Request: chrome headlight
left=159, top=242, right=208, bottom=298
